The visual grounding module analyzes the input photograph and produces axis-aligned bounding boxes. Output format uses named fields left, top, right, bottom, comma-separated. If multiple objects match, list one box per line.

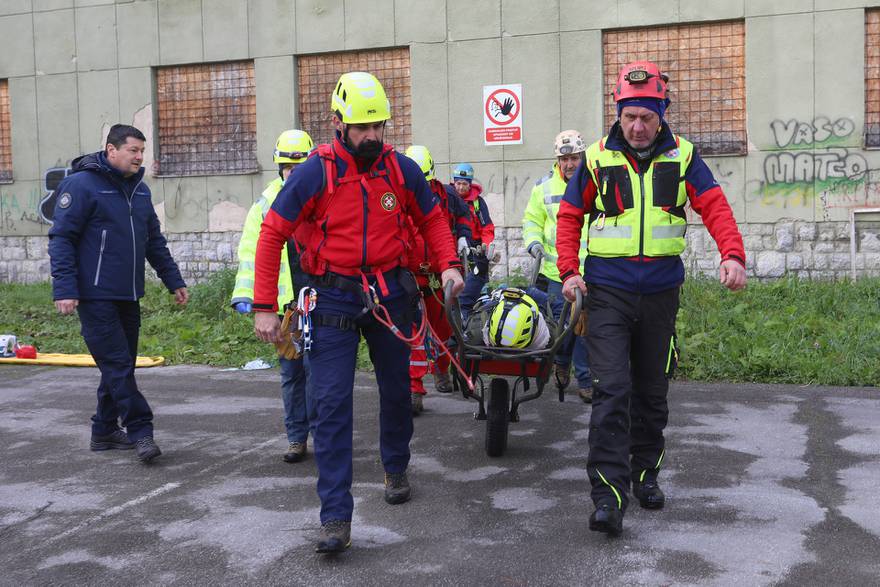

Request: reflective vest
left=584, top=135, right=692, bottom=258
left=521, top=164, right=589, bottom=282
left=231, top=177, right=293, bottom=312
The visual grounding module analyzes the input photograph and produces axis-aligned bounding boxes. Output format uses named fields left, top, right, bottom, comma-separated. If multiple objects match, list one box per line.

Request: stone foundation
left=3, top=220, right=879, bottom=286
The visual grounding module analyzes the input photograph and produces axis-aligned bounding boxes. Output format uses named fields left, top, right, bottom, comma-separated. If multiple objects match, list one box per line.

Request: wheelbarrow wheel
left=485, top=378, right=510, bottom=457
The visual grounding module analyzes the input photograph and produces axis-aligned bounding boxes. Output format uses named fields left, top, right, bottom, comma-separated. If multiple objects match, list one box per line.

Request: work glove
left=457, top=237, right=469, bottom=256
left=528, top=242, right=545, bottom=260
left=233, top=302, right=252, bottom=314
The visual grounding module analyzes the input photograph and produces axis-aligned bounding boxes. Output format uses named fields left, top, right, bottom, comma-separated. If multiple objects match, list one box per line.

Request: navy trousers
left=77, top=300, right=154, bottom=441
left=307, top=295, right=414, bottom=524
left=459, top=254, right=489, bottom=321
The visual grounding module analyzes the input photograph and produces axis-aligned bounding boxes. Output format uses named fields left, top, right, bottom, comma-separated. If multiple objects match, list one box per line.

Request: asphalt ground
left=1, top=364, right=879, bottom=586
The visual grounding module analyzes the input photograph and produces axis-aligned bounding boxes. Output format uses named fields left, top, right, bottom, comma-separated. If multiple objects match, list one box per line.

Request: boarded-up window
left=603, top=21, right=747, bottom=156
left=0, top=80, right=12, bottom=183
left=866, top=10, right=880, bottom=147
left=298, top=48, right=411, bottom=149
left=156, top=61, right=257, bottom=176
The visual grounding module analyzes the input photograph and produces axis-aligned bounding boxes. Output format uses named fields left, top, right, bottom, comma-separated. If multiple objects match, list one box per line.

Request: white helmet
left=554, top=129, right=586, bottom=157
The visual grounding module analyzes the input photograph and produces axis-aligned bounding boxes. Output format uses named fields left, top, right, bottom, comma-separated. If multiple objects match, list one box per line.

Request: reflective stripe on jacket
left=231, top=177, right=293, bottom=312
left=521, top=163, right=589, bottom=282
left=583, top=135, right=692, bottom=258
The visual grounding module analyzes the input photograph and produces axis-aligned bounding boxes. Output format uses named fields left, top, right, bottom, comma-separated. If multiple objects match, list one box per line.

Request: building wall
left=2, top=0, right=880, bottom=285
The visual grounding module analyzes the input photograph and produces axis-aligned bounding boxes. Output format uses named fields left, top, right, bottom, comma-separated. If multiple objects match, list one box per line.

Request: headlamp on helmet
left=612, top=60, right=669, bottom=103
left=554, top=130, right=586, bottom=157
left=453, top=163, right=474, bottom=182
left=274, top=129, right=314, bottom=165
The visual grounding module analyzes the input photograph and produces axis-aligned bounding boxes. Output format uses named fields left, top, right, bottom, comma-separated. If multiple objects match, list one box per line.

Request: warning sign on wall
left=483, top=84, right=522, bottom=145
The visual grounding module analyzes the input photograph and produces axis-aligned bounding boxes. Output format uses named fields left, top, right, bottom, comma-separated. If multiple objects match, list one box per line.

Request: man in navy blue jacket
left=48, top=124, right=188, bottom=463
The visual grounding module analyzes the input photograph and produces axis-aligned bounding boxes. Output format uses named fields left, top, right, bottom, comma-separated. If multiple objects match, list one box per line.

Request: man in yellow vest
left=231, top=129, right=313, bottom=463
left=557, top=61, right=747, bottom=536
left=522, top=130, right=592, bottom=401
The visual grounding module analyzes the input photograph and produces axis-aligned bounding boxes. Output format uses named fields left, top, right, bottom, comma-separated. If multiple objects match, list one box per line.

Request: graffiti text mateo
left=749, top=116, right=880, bottom=211
left=764, top=117, right=867, bottom=187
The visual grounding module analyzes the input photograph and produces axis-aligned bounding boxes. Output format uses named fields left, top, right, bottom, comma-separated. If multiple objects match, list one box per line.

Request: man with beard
left=252, top=72, right=465, bottom=554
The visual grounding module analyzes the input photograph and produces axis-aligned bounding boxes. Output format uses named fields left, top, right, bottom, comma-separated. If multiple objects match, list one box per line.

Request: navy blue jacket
left=48, top=152, right=185, bottom=301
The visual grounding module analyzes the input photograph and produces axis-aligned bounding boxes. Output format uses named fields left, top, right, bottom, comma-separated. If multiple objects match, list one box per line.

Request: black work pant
left=585, top=284, right=679, bottom=510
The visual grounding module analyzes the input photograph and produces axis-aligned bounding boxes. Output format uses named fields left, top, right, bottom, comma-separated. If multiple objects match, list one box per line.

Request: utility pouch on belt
left=275, top=306, right=303, bottom=360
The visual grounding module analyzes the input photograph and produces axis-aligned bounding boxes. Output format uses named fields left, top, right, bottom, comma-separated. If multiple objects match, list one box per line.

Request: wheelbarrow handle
left=528, top=250, right=544, bottom=287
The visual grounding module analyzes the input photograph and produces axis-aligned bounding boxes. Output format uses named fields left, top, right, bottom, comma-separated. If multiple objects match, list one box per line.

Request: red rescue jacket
left=253, top=137, right=460, bottom=312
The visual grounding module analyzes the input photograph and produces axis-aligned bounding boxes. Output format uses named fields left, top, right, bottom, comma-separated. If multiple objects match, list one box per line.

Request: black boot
left=315, top=520, right=351, bottom=554
left=589, top=500, right=623, bottom=536
left=384, top=471, right=412, bottom=504
left=632, top=479, right=665, bottom=509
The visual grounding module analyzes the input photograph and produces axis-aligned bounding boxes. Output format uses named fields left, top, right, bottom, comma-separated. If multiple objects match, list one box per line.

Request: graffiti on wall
left=751, top=116, right=880, bottom=210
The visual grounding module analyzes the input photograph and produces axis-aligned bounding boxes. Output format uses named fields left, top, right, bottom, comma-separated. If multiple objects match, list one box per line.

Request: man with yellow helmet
left=522, top=130, right=592, bottom=402
left=557, top=61, right=747, bottom=536
left=231, top=129, right=314, bottom=464
left=252, top=72, right=464, bottom=554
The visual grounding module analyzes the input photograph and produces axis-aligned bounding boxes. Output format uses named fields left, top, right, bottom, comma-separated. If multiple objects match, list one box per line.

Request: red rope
left=371, top=297, right=475, bottom=393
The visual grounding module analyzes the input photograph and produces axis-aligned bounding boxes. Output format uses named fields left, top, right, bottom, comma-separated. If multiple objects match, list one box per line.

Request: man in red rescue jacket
left=403, top=145, right=470, bottom=414
left=253, top=72, right=464, bottom=554
left=557, top=61, right=747, bottom=536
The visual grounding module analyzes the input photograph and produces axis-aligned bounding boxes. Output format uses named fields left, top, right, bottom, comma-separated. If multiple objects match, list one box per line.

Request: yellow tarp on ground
left=0, top=354, right=165, bottom=367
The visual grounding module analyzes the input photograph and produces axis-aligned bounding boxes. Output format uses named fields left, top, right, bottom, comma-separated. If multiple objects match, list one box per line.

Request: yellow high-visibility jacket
left=231, top=178, right=294, bottom=313
left=521, top=164, right=589, bottom=282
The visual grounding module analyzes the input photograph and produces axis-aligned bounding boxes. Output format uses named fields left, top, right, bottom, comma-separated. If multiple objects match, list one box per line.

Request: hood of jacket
left=71, top=151, right=146, bottom=185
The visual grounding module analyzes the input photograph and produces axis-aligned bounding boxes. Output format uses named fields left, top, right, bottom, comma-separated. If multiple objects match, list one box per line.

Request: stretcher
left=0, top=353, right=165, bottom=368
left=444, top=281, right=582, bottom=457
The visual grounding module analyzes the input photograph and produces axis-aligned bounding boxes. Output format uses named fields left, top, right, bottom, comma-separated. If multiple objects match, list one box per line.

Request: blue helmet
left=452, top=163, right=474, bottom=182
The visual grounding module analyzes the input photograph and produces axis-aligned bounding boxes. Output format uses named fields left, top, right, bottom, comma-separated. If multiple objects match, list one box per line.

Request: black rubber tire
left=485, top=378, right=510, bottom=457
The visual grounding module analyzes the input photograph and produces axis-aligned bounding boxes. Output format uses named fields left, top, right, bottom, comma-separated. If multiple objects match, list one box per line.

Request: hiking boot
left=411, top=393, right=424, bottom=416
left=433, top=371, right=452, bottom=393
left=632, top=480, right=666, bottom=509
left=315, top=520, right=351, bottom=554
left=283, top=441, right=307, bottom=463
left=384, top=471, right=411, bottom=505
left=589, top=501, right=624, bottom=536
left=90, top=430, right=134, bottom=451
left=135, top=437, right=162, bottom=462
left=553, top=364, right=571, bottom=391
left=577, top=387, right=593, bottom=404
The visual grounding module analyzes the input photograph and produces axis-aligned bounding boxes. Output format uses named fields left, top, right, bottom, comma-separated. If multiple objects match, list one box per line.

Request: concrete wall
left=2, top=0, right=880, bottom=284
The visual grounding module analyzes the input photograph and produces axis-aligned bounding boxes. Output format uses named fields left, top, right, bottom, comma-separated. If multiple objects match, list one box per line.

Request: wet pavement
left=1, top=364, right=879, bottom=586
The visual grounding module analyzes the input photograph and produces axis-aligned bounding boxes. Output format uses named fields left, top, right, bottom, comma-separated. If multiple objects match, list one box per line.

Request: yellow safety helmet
left=554, top=130, right=586, bottom=157
left=274, top=129, right=314, bottom=164
left=405, top=145, right=435, bottom=181
left=331, top=72, right=392, bottom=125
left=485, top=288, right=542, bottom=349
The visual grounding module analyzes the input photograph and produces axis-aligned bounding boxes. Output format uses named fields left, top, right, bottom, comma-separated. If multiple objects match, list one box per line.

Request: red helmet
left=612, top=61, right=669, bottom=102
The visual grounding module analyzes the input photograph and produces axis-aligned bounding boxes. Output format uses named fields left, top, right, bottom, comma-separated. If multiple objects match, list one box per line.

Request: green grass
left=2, top=272, right=879, bottom=386
left=677, top=277, right=880, bottom=386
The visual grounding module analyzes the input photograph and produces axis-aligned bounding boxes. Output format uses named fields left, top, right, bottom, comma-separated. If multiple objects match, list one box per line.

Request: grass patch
left=2, top=273, right=878, bottom=386
left=677, top=277, right=880, bottom=386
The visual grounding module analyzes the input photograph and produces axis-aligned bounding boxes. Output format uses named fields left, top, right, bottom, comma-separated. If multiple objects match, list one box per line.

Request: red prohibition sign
left=485, top=88, right=521, bottom=126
